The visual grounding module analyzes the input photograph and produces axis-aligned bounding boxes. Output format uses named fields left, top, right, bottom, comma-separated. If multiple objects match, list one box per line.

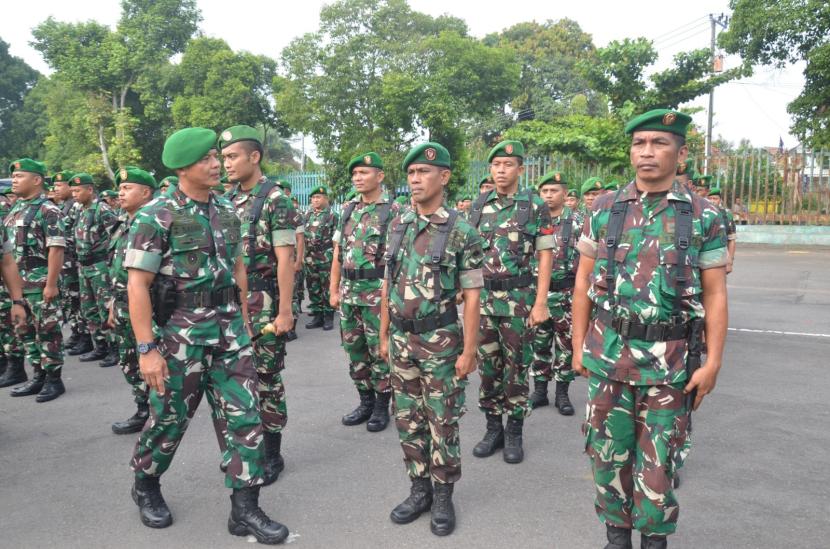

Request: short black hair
left=238, top=140, right=264, bottom=165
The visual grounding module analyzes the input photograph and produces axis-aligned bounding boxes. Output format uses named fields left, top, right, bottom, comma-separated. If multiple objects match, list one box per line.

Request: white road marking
left=729, top=327, right=830, bottom=338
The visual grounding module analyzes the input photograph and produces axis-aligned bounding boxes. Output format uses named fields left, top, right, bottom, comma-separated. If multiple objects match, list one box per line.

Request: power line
left=655, top=22, right=711, bottom=50
left=650, top=16, right=709, bottom=42
left=652, top=19, right=710, bottom=47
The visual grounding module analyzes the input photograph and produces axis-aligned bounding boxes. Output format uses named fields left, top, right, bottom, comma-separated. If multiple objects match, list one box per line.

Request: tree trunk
left=97, top=123, right=115, bottom=182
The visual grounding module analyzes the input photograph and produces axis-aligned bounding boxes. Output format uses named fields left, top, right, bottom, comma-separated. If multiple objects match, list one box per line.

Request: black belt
left=176, top=286, right=239, bottom=309
left=483, top=273, right=534, bottom=291
left=550, top=276, right=575, bottom=291
left=78, top=254, right=109, bottom=267
left=342, top=266, right=384, bottom=280
left=19, top=257, right=48, bottom=270
left=390, top=307, right=458, bottom=335
left=597, top=308, right=691, bottom=342
left=248, top=276, right=275, bottom=293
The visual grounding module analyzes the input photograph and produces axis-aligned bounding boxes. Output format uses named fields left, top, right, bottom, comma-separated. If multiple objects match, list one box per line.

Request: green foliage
left=0, top=39, right=42, bottom=168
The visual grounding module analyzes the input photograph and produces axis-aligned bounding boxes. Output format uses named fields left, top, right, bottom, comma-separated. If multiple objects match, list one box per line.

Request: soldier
left=222, top=125, right=298, bottom=486
left=379, top=142, right=484, bottom=536
left=303, top=185, right=338, bottom=331
left=71, top=173, right=120, bottom=366
left=330, top=152, right=400, bottom=431
left=2, top=158, right=66, bottom=401
left=107, top=167, right=156, bottom=434
left=581, top=177, right=605, bottom=210
left=529, top=171, right=580, bottom=415
left=126, top=127, right=289, bottom=543
left=573, top=109, right=728, bottom=549
left=707, top=185, right=737, bottom=274
left=676, top=160, right=695, bottom=193
left=101, top=189, right=121, bottom=211
left=565, top=186, right=580, bottom=210
left=467, top=140, right=554, bottom=464
left=479, top=175, right=495, bottom=195
left=0, top=187, right=27, bottom=384
left=691, top=173, right=712, bottom=199
left=159, top=176, right=177, bottom=196
left=290, top=193, right=304, bottom=340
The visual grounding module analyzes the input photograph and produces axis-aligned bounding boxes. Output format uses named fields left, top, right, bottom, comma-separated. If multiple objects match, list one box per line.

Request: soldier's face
left=539, top=183, right=566, bottom=210
left=54, top=181, right=72, bottom=200
left=180, top=150, right=221, bottom=189
left=407, top=163, right=449, bottom=205
left=583, top=190, right=601, bottom=209
left=72, top=184, right=94, bottom=205
left=565, top=196, right=578, bottom=209
left=709, top=195, right=721, bottom=206
left=490, top=158, right=524, bottom=191
left=461, top=199, right=471, bottom=211
left=311, top=194, right=328, bottom=210
left=480, top=182, right=495, bottom=194
left=222, top=142, right=257, bottom=183
left=631, top=131, right=687, bottom=184
left=695, top=186, right=709, bottom=198
left=119, top=182, right=151, bottom=213
left=351, top=167, right=384, bottom=194
left=11, top=171, right=40, bottom=199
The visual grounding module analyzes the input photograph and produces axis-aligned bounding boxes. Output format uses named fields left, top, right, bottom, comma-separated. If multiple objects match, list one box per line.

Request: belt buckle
left=617, top=318, right=630, bottom=337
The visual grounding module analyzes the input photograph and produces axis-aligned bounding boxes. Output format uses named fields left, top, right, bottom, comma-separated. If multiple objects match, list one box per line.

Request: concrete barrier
left=736, top=225, right=830, bottom=246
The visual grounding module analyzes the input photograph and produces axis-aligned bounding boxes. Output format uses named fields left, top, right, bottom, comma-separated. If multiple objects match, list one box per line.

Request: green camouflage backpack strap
left=383, top=216, right=413, bottom=284
left=468, top=190, right=489, bottom=228
left=20, top=196, right=47, bottom=265
left=604, top=189, right=628, bottom=304
left=670, top=190, right=694, bottom=318
left=247, top=179, right=277, bottom=268
left=428, top=209, right=459, bottom=307
left=337, top=200, right=359, bottom=263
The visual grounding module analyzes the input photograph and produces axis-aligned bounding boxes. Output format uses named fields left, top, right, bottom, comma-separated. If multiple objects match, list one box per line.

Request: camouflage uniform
left=334, top=194, right=400, bottom=394
left=125, top=187, right=265, bottom=489
left=531, top=206, right=583, bottom=384
left=577, top=180, right=727, bottom=536
left=292, top=213, right=305, bottom=322
left=0, top=194, right=24, bottom=367
left=58, top=199, right=87, bottom=340
left=3, top=194, right=66, bottom=375
left=385, top=206, right=484, bottom=484
left=474, top=190, right=554, bottom=419
left=303, top=207, right=338, bottom=316
left=75, top=199, right=119, bottom=349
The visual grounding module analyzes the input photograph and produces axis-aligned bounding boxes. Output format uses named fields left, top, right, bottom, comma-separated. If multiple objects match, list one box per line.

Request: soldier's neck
left=239, top=170, right=263, bottom=192
left=548, top=205, right=564, bottom=218
left=495, top=181, right=519, bottom=196
left=360, top=188, right=382, bottom=204
left=635, top=177, right=673, bottom=194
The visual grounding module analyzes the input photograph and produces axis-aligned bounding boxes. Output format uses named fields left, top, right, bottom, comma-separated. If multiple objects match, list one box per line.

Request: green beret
left=487, top=140, right=525, bottom=163
left=70, top=173, right=95, bottom=187
left=402, top=142, right=451, bottom=171
left=581, top=177, right=604, bottom=195
left=603, top=179, right=619, bottom=191
left=53, top=170, right=74, bottom=183
left=677, top=159, right=695, bottom=176
left=344, top=190, right=357, bottom=202
left=347, top=152, right=384, bottom=173
left=159, top=176, right=178, bottom=187
left=538, top=171, right=567, bottom=188
left=9, top=158, right=47, bottom=177
left=100, top=190, right=118, bottom=199
left=276, top=180, right=291, bottom=192
left=708, top=184, right=722, bottom=197
left=218, top=125, right=261, bottom=150
left=0, top=186, right=14, bottom=195
left=567, top=187, right=580, bottom=198
left=693, top=174, right=712, bottom=188
left=162, top=127, right=217, bottom=170
left=395, top=195, right=409, bottom=205
left=115, top=166, right=158, bottom=190
left=309, top=185, right=329, bottom=197
left=625, top=109, right=692, bottom=137
left=479, top=175, right=493, bottom=187
left=461, top=194, right=473, bottom=202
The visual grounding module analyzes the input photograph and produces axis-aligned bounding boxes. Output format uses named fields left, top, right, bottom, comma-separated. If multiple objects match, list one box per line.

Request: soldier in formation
left=303, top=184, right=338, bottom=331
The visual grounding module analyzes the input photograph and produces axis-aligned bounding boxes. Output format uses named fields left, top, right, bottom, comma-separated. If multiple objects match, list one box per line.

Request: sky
left=3, top=0, right=808, bottom=161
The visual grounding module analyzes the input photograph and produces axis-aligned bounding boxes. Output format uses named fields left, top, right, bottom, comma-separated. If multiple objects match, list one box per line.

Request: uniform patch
left=662, top=113, right=677, bottom=126
left=364, top=155, right=372, bottom=165
left=120, top=169, right=128, bottom=181
left=425, top=148, right=437, bottom=161
left=222, top=130, right=233, bottom=142
left=505, top=144, right=514, bottom=155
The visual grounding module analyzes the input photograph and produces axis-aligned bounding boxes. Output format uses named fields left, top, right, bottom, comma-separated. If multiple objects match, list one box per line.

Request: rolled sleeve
left=535, top=234, right=554, bottom=250
left=124, top=249, right=161, bottom=273
left=460, top=268, right=483, bottom=289
left=46, top=236, right=66, bottom=248
left=576, top=235, right=598, bottom=259
left=272, top=228, right=296, bottom=247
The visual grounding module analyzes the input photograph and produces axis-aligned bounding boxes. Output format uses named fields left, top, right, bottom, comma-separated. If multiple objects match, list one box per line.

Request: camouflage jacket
left=59, top=199, right=82, bottom=268
left=473, top=189, right=554, bottom=317
left=226, top=176, right=297, bottom=283
left=303, top=207, right=338, bottom=265
left=542, top=205, right=583, bottom=306
left=4, top=194, right=65, bottom=293
left=334, top=194, right=401, bottom=306
left=717, top=205, right=737, bottom=241
left=124, top=188, right=248, bottom=350
left=576, top=180, right=727, bottom=385
left=75, top=199, right=119, bottom=264
left=385, top=206, right=484, bottom=361
left=106, top=214, right=137, bottom=321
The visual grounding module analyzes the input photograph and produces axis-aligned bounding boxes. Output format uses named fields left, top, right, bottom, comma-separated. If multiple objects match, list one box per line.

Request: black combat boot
left=0, top=356, right=26, bottom=387
left=322, top=312, right=334, bottom=331
left=390, top=477, right=433, bottom=524
left=132, top=476, right=172, bottom=528
left=99, top=347, right=119, bottom=368
left=503, top=417, right=524, bottom=464
left=341, top=389, right=375, bottom=426
left=530, top=379, right=549, bottom=407
left=262, top=432, right=285, bottom=486
left=35, top=372, right=65, bottom=402
left=66, top=329, right=81, bottom=350
left=430, top=482, right=456, bottom=536
left=472, top=414, right=504, bottom=457
left=79, top=342, right=109, bottom=362
left=67, top=333, right=93, bottom=356
left=640, top=534, right=667, bottom=549
left=228, top=486, right=289, bottom=544
left=112, top=402, right=150, bottom=434
left=304, top=314, right=324, bottom=329
left=604, top=524, right=633, bottom=549
left=554, top=381, right=575, bottom=415
left=366, top=391, right=391, bottom=432
left=10, top=370, right=45, bottom=397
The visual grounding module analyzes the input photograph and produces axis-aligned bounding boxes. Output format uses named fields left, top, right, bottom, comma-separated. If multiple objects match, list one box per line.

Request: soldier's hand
left=379, top=334, right=389, bottom=362
left=330, top=291, right=340, bottom=310
left=455, top=291, right=464, bottom=305
left=43, top=284, right=59, bottom=303
left=454, top=352, right=477, bottom=379
left=273, top=311, right=293, bottom=336
left=726, top=261, right=733, bottom=274
left=106, top=305, right=116, bottom=329
left=572, top=347, right=589, bottom=378
left=139, top=349, right=169, bottom=396
left=528, top=303, right=550, bottom=327
left=684, top=362, right=720, bottom=411
left=10, top=304, right=26, bottom=327
left=294, top=259, right=303, bottom=272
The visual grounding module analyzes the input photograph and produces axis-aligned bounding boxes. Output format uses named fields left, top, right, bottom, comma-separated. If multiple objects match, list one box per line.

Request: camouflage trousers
left=113, top=301, right=147, bottom=405
left=79, top=262, right=112, bottom=347
left=531, top=294, right=575, bottom=384
left=391, top=346, right=467, bottom=484
left=19, top=291, right=64, bottom=374
left=340, top=301, right=390, bottom=393
left=0, top=292, right=23, bottom=361
left=303, top=261, right=333, bottom=314
left=60, top=267, right=86, bottom=336
left=583, top=374, right=688, bottom=536
left=477, top=314, right=532, bottom=419
left=131, top=340, right=265, bottom=489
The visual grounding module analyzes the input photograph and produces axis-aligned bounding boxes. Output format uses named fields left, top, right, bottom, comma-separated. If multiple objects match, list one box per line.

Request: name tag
left=15, top=219, right=25, bottom=227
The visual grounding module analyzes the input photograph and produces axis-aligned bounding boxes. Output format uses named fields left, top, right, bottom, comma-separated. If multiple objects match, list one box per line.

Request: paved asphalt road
left=1, top=244, right=828, bottom=548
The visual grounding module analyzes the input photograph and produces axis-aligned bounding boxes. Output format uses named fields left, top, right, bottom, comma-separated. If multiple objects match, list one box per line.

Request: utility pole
left=706, top=13, right=728, bottom=173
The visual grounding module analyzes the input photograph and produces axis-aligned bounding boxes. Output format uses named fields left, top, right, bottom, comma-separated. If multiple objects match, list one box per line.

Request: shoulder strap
left=604, top=191, right=628, bottom=300
left=469, top=191, right=489, bottom=228
left=247, top=180, right=277, bottom=266
left=428, top=210, right=459, bottom=306
left=338, top=201, right=359, bottom=263
left=560, top=215, right=574, bottom=269
left=376, top=202, right=392, bottom=235
left=672, top=195, right=694, bottom=317
left=515, top=188, right=533, bottom=230
left=21, top=198, right=46, bottom=258
left=383, top=218, right=412, bottom=283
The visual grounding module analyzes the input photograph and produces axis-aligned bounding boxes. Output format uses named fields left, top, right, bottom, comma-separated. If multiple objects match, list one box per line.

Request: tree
left=0, top=39, right=41, bottom=167
left=719, top=0, right=830, bottom=148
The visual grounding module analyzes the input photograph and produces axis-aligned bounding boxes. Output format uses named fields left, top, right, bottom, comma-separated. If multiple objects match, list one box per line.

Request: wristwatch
left=136, top=342, right=158, bottom=355
left=12, top=299, right=25, bottom=306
